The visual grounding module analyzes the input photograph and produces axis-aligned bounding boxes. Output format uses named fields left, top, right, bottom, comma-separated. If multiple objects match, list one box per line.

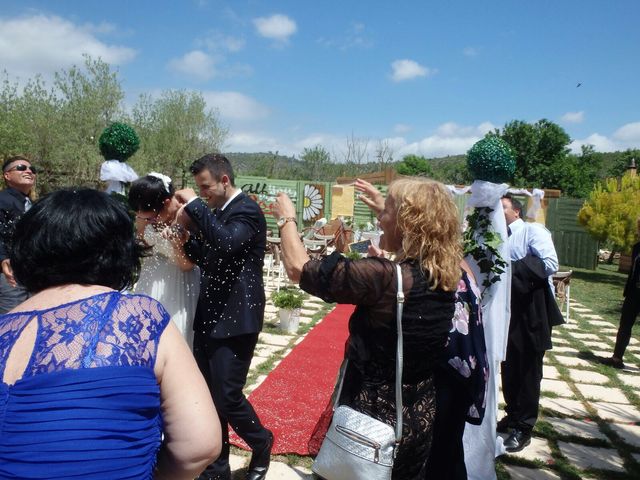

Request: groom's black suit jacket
left=184, top=192, right=267, bottom=339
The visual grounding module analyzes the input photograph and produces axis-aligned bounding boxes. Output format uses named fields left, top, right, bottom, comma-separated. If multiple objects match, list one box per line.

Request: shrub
left=271, top=287, right=304, bottom=309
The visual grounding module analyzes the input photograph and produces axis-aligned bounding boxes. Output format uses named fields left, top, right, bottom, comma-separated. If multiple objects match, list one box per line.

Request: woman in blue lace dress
left=0, top=189, right=221, bottom=479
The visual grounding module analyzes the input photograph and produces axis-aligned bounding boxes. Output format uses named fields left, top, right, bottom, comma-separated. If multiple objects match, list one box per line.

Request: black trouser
left=500, top=340, right=545, bottom=432
left=613, top=294, right=640, bottom=360
left=0, top=274, right=28, bottom=314
left=194, top=332, right=271, bottom=479
left=423, top=365, right=470, bottom=480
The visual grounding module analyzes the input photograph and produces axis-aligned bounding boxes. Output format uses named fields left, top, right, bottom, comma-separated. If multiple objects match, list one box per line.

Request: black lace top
left=301, top=252, right=455, bottom=479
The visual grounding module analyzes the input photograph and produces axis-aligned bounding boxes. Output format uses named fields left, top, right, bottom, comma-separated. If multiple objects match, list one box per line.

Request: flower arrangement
left=271, top=287, right=304, bottom=310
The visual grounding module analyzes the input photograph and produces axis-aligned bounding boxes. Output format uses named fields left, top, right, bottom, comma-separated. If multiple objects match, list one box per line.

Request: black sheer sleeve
left=300, top=252, right=395, bottom=306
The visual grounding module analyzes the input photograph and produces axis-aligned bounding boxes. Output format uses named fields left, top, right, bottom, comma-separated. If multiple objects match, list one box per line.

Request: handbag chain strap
left=332, top=263, right=405, bottom=444
left=393, top=263, right=404, bottom=444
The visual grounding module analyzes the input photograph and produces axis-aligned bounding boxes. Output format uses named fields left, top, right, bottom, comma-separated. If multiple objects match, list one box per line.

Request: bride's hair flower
left=148, top=172, right=172, bottom=193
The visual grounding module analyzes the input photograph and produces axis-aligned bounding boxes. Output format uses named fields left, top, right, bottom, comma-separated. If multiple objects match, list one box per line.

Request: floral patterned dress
left=300, top=252, right=455, bottom=480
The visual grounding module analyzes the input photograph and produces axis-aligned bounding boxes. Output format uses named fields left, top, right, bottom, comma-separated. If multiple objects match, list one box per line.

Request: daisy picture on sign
left=302, top=184, right=324, bottom=221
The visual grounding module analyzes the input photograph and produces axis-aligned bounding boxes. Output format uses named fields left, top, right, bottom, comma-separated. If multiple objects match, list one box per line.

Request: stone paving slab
left=508, top=436, right=553, bottom=463
left=541, top=379, right=573, bottom=397
left=587, top=320, right=615, bottom=327
left=582, top=340, right=611, bottom=349
left=609, top=422, right=640, bottom=448
left=540, top=397, right=589, bottom=417
left=551, top=345, right=579, bottom=355
left=543, top=365, right=561, bottom=380
left=259, top=332, right=294, bottom=347
left=298, top=308, right=318, bottom=317
left=550, top=417, right=608, bottom=440
left=618, top=373, right=640, bottom=389
left=571, top=333, right=602, bottom=341
left=558, top=323, right=580, bottom=330
left=503, top=466, right=561, bottom=479
left=571, top=307, right=592, bottom=313
left=590, top=401, right=640, bottom=423
left=551, top=337, right=569, bottom=345
left=557, top=441, right=625, bottom=472
left=265, top=304, right=278, bottom=314
left=568, top=369, right=609, bottom=385
left=250, top=355, right=271, bottom=370
left=255, top=343, right=285, bottom=357
left=590, top=349, right=615, bottom=358
left=574, top=383, right=629, bottom=403
left=578, top=314, right=604, bottom=320
left=264, top=462, right=314, bottom=479
left=553, top=355, right=593, bottom=368
left=298, top=315, right=313, bottom=324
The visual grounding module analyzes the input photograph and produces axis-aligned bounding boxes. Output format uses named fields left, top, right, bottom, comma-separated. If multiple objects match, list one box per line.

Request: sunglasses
left=6, top=164, right=37, bottom=174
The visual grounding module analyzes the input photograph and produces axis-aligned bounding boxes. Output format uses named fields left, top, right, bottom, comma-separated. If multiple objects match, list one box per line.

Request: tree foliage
left=130, top=90, right=227, bottom=188
left=396, top=154, right=433, bottom=177
left=578, top=173, right=640, bottom=254
left=0, top=56, right=227, bottom=192
left=493, top=119, right=571, bottom=189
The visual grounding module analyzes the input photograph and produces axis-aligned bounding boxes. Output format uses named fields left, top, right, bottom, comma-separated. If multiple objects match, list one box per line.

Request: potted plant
left=271, top=287, right=304, bottom=333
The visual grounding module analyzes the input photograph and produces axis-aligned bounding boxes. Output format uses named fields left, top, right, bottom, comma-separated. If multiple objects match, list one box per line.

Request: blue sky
left=1, top=0, right=639, bottom=159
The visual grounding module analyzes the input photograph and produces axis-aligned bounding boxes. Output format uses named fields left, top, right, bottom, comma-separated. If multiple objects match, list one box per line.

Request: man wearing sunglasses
left=0, top=155, right=37, bottom=313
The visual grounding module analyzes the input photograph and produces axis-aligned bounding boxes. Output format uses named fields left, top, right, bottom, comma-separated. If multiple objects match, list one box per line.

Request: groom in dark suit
left=175, top=154, right=272, bottom=480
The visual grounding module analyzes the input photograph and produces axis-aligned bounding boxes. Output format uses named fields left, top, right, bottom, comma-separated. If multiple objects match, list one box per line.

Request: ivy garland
left=463, top=206, right=507, bottom=291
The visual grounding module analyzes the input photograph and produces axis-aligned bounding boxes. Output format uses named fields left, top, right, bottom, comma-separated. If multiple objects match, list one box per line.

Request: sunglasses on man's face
left=6, top=164, right=37, bottom=174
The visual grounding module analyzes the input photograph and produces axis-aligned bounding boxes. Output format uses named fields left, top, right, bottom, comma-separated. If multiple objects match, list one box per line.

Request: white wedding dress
left=134, top=225, right=200, bottom=348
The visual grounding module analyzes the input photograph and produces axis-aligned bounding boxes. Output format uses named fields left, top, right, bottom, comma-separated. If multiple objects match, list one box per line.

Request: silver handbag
left=312, top=264, right=405, bottom=480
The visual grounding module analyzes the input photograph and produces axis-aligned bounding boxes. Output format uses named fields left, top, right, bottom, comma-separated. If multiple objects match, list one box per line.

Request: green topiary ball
left=467, top=136, right=516, bottom=183
left=99, top=122, right=140, bottom=161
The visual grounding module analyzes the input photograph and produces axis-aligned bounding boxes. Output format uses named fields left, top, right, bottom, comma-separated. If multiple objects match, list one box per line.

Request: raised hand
left=355, top=178, right=384, bottom=215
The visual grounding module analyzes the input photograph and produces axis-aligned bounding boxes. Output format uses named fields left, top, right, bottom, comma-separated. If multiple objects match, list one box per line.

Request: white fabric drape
left=100, top=160, right=139, bottom=195
left=448, top=180, right=512, bottom=480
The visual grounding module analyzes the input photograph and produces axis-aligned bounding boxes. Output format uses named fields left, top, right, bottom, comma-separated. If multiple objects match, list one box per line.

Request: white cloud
left=202, top=91, right=270, bottom=121
left=613, top=122, right=640, bottom=142
left=390, top=59, right=435, bottom=82
left=561, top=111, right=585, bottom=124
left=167, top=50, right=216, bottom=81
left=395, top=121, right=496, bottom=158
left=253, top=14, right=297, bottom=42
left=569, top=122, right=640, bottom=153
left=0, top=14, right=136, bottom=80
left=226, top=131, right=282, bottom=152
left=569, top=134, right=618, bottom=153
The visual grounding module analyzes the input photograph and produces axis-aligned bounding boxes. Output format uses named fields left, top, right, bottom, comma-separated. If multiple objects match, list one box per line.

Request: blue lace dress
left=0, top=291, right=170, bottom=479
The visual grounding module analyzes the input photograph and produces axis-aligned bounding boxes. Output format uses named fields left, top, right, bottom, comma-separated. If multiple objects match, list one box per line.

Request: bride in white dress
left=128, top=172, right=200, bottom=348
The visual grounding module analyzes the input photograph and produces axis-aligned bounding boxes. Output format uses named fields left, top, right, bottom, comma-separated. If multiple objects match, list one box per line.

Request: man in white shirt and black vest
left=498, top=194, right=564, bottom=453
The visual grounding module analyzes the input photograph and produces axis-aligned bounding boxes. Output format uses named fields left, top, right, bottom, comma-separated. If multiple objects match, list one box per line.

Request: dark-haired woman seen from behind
left=129, top=173, right=200, bottom=347
left=0, top=189, right=220, bottom=479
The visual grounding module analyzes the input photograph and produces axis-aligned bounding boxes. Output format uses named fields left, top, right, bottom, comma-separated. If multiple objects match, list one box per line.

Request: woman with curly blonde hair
left=271, top=177, right=461, bottom=480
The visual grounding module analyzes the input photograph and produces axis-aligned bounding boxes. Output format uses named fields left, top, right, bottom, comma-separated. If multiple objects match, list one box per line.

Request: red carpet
left=230, top=304, right=353, bottom=455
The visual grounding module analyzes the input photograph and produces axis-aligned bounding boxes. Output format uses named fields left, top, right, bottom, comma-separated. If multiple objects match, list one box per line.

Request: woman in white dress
left=128, top=173, right=200, bottom=348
